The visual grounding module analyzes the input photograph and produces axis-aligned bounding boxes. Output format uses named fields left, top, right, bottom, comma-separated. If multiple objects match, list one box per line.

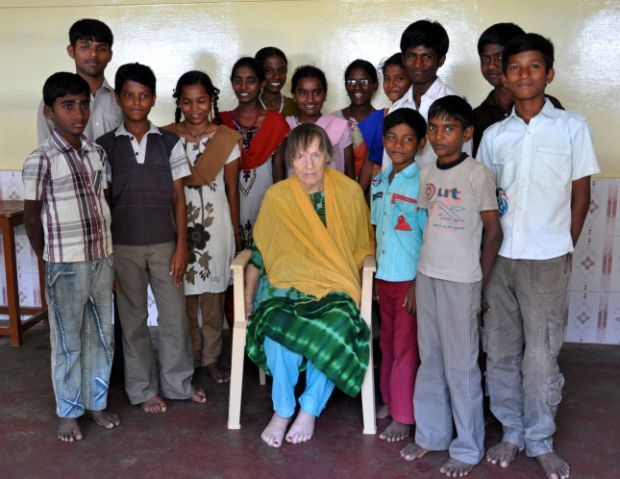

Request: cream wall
left=0, top=0, right=618, bottom=174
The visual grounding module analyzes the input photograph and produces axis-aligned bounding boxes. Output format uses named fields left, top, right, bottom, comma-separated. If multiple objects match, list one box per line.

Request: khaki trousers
left=114, top=243, right=194, bottom=404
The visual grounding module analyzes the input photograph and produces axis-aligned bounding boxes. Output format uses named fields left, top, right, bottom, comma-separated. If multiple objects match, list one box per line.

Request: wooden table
left=0, top=200, right=47, bottom=346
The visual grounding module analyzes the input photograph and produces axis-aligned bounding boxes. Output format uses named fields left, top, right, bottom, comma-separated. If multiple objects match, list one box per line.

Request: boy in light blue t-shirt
left=371, top=108, right=427, bottom=443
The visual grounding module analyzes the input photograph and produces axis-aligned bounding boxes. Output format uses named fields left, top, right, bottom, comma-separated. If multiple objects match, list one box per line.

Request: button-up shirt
left=111, top=122, right=190, bottom=180
left=386, top=77, right=472, bottom=169
left=371, top=162, right=426, bottom=281
left=478, top=99, right=600, bottom=260
left=37, top=78, right=122, bottom=143
left=473, top=90, right=564, bottom=156
left=23, top=131, right=112, bottom=263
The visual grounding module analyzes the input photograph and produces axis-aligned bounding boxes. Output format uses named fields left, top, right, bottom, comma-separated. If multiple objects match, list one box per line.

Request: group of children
left=22, top=15, right=599, bottom=479
left=369, top=21, right=598, bottom=479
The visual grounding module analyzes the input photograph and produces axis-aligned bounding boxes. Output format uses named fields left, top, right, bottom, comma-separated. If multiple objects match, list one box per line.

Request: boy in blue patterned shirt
left=371, top=108, right=427, bottom=443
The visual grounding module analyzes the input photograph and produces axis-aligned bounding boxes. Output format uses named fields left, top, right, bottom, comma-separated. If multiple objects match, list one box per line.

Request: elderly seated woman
left=244, top=123, right=375, bottom=448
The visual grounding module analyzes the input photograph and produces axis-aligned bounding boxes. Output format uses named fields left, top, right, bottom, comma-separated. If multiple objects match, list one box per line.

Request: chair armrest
left=231, top=249, right=252, bottom=274
left=362, top=255, right=376, bottom=274
left=230, top=249, right=253, bottom=326
left=360, top=255, right=375, bottom=327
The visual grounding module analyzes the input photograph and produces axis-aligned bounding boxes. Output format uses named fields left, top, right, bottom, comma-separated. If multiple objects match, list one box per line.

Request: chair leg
left=227, top=319, right=246, bottom=429
left=360, top=255, right=377, bottom=434
left=361, top=343, right=377, bottom=434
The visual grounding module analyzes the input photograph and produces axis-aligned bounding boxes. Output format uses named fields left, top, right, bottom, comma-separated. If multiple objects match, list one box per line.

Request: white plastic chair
left=227, top=250, right=377, bottom=434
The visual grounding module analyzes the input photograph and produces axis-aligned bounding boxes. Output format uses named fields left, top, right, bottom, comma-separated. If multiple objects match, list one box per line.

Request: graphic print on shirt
left=391, top=193, right=417, bottom=231
left=425, top=182, right=465, bottom=231
left=497, top=188, right=509, bottom=217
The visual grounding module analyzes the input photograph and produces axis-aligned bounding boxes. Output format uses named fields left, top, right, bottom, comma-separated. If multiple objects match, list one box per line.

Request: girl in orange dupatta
left=220, top=57, right=289, bottom=249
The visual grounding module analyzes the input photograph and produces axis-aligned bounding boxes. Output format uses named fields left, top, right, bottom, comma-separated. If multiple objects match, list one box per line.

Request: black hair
left=69, top=18, right=113, bottom=48
left=114, top=63, right=156, bottom=95
left=172, top=70, right=220, bottom=124
left=400, top=20, right=449, bottom=58
left=290, top=65, right=328, bottom=94
left=502, top=33, right=555, bottom=73
left=428, top=95, right=473, bottom=129
left=230, top=57, right=265, bottom=83
left=43, top=71, right=90, bottom=107
left=285, top=123, right=334, bottom=168
left=383, top=108, right=427, bottom=140
left=255, top=46, right=288, bottom=66
left=381, top=53, right=406, bottom=74
left=477, top=22, right=525, bottom=54
left=344, top=59, right=378, bottom=84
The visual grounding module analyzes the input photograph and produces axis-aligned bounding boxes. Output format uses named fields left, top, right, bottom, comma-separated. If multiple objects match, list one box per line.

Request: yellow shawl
left=253, top=168, right=375, bottom=305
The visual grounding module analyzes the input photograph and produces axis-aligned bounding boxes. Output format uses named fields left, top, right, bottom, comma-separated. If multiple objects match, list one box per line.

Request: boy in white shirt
left=387, top=20, right=471, bottom=168
left=478, top=33, right=600, bottom=479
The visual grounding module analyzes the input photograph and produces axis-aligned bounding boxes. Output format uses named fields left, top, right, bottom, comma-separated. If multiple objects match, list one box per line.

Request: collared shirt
left=385, top=77, right=472, bottom=169
left=22, top=131, right=112, bottom=263
left=478, top=99, right=600, bottom=260
left=473, top=90, right=564, bottom=156
left=111, top=122, right=190, bottom=181
left=371, top=162, right=426, bottom=281
left=37, top=78, right=122, bottom=143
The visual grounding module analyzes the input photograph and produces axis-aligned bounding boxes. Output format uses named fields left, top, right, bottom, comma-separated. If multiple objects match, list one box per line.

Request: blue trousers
left=46, top=257, right=114, bottom=418
left=264, top=336, right=335, bottom=418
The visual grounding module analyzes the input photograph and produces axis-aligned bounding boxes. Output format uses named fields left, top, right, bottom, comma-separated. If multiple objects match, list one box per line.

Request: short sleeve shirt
left=417, top=156, right=498, bottom=283
left=478, top=100, right=600, bottom=260
left=371, top=162, right=426, bottom=282
left=22, top=132, right=113, bottom=263
left=111, top=122, right=190, bottom=181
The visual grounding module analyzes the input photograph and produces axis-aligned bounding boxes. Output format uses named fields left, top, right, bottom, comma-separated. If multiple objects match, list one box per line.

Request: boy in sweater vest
left=97, top=63, right=206, bottom=413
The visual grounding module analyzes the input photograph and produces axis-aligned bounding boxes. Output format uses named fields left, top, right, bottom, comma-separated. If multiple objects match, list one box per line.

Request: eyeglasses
left=345, top=79, right=371, bottom=87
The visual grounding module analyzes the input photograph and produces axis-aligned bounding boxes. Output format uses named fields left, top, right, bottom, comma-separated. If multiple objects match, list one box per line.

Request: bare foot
left=190, top=386, right=207, bottom=404
left=205, top=363, right=230, bottom=384
left=285, top=410, right=316, bottom=444
left=261, top=413, right=291, bottom=448
left=486, top=441, right=519, bottom=468
left=439, top=457, right=475, bottom=477
left=377, top=404, right=391, bottom=419
left=141, top=395, right=167, bottom=414
left=379, top=420, right=410, bottom=442
left=87, top=410, right=121, bottom=429
left=536, top=452, right=570, bottom=479
left=57, top=418, right=83, bottom=443
left=400, top=442, right=430, bottom=461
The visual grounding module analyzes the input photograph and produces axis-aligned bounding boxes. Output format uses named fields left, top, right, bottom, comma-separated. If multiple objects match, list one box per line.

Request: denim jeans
left=483, top=255, right=570, bottom=457
left=45, top=256, right=114, bottom=418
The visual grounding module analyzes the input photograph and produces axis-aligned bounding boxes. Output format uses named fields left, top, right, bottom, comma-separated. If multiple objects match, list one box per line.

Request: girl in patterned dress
left=164, top=71, right=241, bottom=383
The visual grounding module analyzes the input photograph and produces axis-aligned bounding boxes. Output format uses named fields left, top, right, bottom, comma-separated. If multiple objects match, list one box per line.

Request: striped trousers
left=413, top=272, right=484, bottom=465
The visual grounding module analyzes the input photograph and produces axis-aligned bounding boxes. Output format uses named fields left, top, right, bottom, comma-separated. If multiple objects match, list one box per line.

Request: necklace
left=234, top=107, right=260, bottom=129
left=181, top=122, right=210, bottom=140
left=258, top=91, right=284, bottom=114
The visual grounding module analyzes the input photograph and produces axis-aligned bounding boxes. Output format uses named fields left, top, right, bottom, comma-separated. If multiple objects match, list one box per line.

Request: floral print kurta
left=183, top=135, right=240, bottom=294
